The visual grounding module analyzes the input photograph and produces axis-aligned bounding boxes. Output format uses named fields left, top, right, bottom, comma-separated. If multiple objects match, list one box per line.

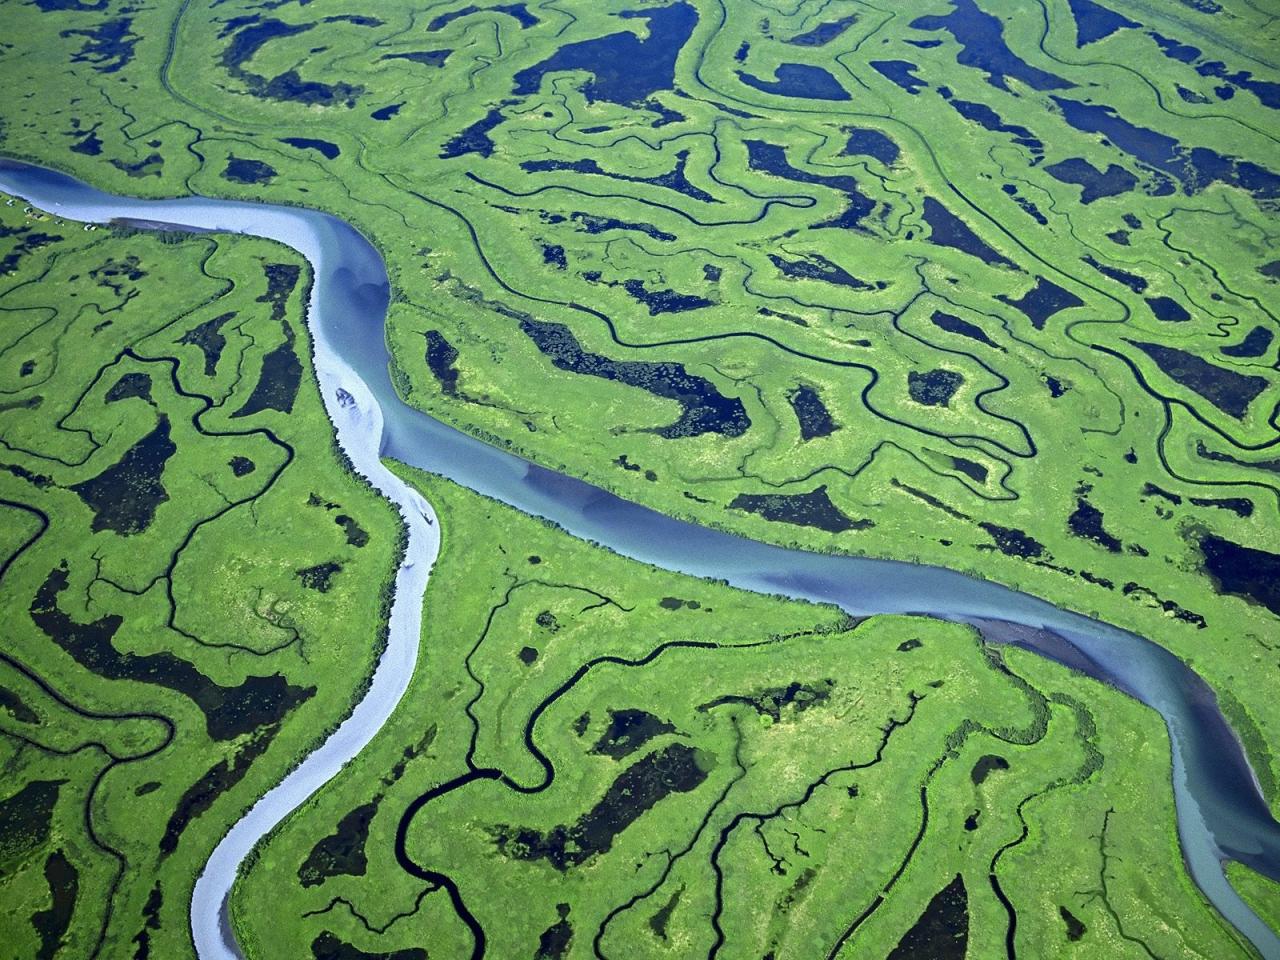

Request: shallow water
left=2, top=158, right=1276, bottom=958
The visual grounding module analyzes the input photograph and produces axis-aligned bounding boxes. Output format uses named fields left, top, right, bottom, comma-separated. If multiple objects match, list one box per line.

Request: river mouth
left=2, top=157, right=1277, bottom=959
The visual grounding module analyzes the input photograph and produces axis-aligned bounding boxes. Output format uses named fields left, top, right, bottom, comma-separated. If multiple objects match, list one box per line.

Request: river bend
left=1, top=158, right=1277, bottom=959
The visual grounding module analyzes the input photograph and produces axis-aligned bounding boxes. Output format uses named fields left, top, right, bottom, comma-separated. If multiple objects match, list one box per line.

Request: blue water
left=3, top=157, right=1276, bottom=958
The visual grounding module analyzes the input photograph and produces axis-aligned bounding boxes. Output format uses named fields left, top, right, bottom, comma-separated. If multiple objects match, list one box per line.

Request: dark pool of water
left=3, top=158, right=1276, bottom=957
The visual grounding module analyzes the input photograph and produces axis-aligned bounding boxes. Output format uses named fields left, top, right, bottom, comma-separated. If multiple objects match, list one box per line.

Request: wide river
left=2, top=158, right=1278, bottom=959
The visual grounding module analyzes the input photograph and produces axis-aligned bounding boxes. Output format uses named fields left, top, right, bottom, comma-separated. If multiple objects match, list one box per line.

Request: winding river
left=2, top=158, right=1278, bottom=959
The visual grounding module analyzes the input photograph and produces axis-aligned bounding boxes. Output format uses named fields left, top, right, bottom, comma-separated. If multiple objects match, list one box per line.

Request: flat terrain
left=1, top=0, right=1274, bottom=815
left=0, top=0, right=1277, bottom=957
left=0, top=203, right=401, bottom=957
left=234, top=466, right=1250, bottom=959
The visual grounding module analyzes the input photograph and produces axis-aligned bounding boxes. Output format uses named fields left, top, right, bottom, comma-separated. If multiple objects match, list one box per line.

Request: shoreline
left=2, top=158, right=1276, bottom=959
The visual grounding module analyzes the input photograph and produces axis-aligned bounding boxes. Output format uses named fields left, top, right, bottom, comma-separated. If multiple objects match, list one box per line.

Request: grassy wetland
left=0, top=202, right=401, bottom=956
left=0, top=0, right=1278, bottom=956
left=234, top=467, right=1253, bottom=959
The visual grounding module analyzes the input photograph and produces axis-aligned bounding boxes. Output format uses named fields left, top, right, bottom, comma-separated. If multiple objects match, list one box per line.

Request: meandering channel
left=2, top=158, right=1277, bottom=959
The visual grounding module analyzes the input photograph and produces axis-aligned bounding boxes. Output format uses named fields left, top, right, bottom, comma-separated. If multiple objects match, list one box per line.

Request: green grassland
left=1, top=0, right=1279, bottom=954
left=0, top=202, right=401, bottom=956
left=233, top=465, right=1251, bottom=959
left=1227, top=862, right=1280, bottom=939
left=1, top=0, right=1275, bottom=824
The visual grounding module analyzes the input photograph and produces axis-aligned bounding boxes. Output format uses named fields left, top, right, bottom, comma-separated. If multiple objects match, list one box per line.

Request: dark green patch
left=311, top=931, right=426, bottom=960
left=729, top=486, right=870, bottom=533
left=997, top=277, right=1084, bottom=330
left=31, top=566, right=313, bottom=740
left=223, top=156, right=277, bottom=185
left=229, top=456, right=256, bottom=477
left=0, top=780, right=64, bottom=871
left=908, top=369, right=964, bottom=407
left=1120, top=582, right=1205, bottom=628
left=770, top=253, right=873, bottom=291
left=1128, top=339, right=1269, bottom=420
left=535, top=902, right=573, bottom=959
left=1200, top=536, right=1280, bottom=616
left=789, top=15, right=858, bottom=46
left=590, top=709, right=676, bottom=759
left=520, top=318, right=749, bottom=439
left=886, top=874, right=969, bottom=959
left=130, top=882, right=162, bottom=959
left=90, top=254, right=145, bottom=290
left=334, top=514, right=368, bottom=547
left=649, top=886, right=682, bottom=940
left=257, top=263, right=301, bottom=324
left=1044, top=157, right=1137, bottom=203
left=297, top=562, right=342, bottom=592
left=496, top=743, right=710, bottom=870
left=70, top=416, right=176, bottom=535
left=424, top=329, right=460, bottom=396
left=298, top=800, right=381, bottom=887
left=1068, top=498, right=1122, bottom=552
left=930, top=310, right=1002, bottom=350
left=161, top=726, right=279, bottom=856
left=698, top=678, right=834, bottom=722
left=61, top=16, right=139, bottom=73
left=178, top=311, right=236, bottom=377
left=970, top=753, right=1009, bottom=784
left=978, top=523, right=1045, bottom=558
left=1189, top=496, right=1253, bottom=518
left=620, top=278, right=714, bottom=315
left=0, top=685, right=39, bottom=723
left=110, top=153, right=164, bottom=178
left=231, top=327, right=301, bottom=418
left=950, top=455, right=987, bottom=484
left=1141, top=482, right=1182, bottom=505
left=219, top=18, right=371, bottom=107
left=0, top=221, right=62, bottom=275
left=1060, top=905, right=1086, bottom=941
left=31, top=849, right=78, bottom=960
left=922, top=197, right=1014, bottom=267
left=104, top=372, right=151, bottom=404
left=787, top=384, right=838, bottom=440
left=1221, top=326, right=1273, bottom=359
left=278, top=137, right=341, bottom=160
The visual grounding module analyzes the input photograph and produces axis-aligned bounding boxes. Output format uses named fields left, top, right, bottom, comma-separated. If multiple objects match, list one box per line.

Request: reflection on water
left=2, top=158, right=1276, bottom=958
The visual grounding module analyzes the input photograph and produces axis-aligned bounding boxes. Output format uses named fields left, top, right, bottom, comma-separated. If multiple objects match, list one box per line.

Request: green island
left=1, top=0, right=1278, bottom=956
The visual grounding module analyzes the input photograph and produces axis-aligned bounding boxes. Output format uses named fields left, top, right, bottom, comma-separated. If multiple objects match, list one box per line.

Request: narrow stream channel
left=3, top=158, right=1277, bottom=959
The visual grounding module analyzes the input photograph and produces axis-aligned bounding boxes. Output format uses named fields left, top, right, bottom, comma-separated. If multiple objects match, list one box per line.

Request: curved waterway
left=3, top=158, right=1278, bottom=959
